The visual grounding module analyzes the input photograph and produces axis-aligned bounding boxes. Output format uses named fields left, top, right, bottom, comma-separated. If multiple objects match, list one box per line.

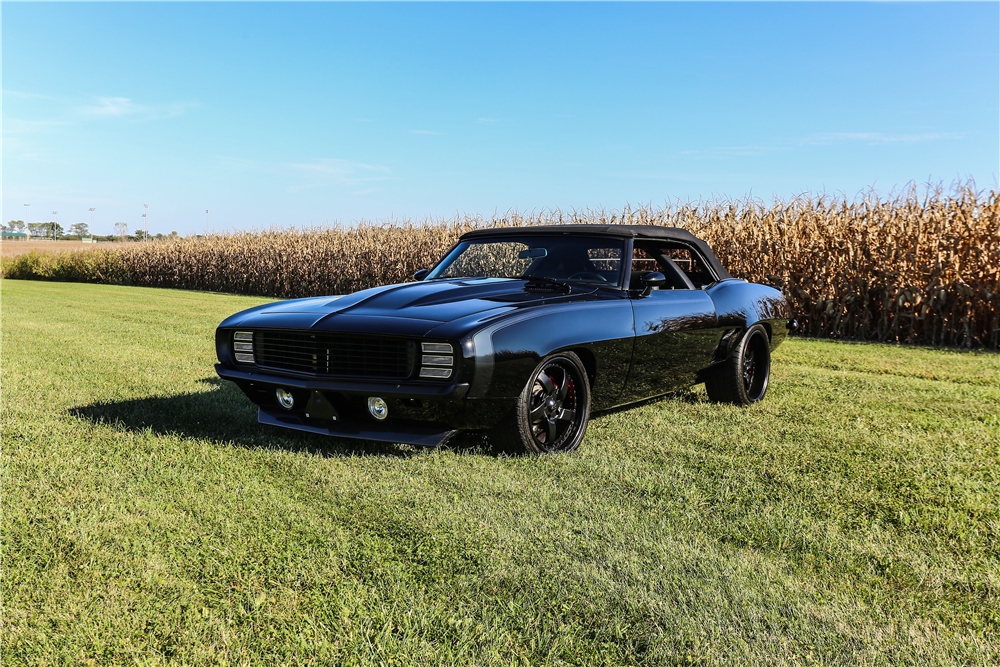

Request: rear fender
left=706, top=280, right=794, bottom=356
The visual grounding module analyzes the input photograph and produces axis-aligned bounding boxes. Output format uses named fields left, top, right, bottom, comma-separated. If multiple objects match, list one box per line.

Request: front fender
left=460, top=300, right=635, bottom=409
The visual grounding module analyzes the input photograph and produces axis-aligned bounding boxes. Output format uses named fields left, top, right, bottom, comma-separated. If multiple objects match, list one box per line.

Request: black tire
left=705, top=324, right=771, bottom=405
left=489, top=352, right=592, bottom=454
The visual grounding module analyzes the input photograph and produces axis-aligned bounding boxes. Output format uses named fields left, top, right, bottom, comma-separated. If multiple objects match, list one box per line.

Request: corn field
left=4, top=183, right=998, bottom=348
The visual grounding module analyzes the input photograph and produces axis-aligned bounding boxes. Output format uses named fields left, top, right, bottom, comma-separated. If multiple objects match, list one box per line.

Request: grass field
left=2, top=279, right=998, bottom=665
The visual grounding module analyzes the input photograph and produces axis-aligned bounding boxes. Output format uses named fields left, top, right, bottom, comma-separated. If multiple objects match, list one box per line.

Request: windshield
left=427, top=235, right=627, bottom=287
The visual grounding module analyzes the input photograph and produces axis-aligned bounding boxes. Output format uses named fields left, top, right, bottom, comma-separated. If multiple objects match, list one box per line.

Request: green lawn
left=2, top=280, right=998, bottom=666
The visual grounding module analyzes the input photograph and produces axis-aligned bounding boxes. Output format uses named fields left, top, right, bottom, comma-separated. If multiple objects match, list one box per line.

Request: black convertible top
left=460, top=224, right=733, bottom=280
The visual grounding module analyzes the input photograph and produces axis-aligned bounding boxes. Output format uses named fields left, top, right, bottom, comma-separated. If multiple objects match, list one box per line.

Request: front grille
left=253, top=331, right=416, bottom=379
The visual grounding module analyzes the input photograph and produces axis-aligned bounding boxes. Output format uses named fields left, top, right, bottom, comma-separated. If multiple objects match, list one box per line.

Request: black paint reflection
left=643, top=311, right=719, bottom=334
left=621, top=290, right=723, bottom=404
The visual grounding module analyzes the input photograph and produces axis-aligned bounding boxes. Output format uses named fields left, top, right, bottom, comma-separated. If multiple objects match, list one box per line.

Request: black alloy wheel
left=490, top=352, right=592, bottom=454
left=705, top=324, right=771, bottom=405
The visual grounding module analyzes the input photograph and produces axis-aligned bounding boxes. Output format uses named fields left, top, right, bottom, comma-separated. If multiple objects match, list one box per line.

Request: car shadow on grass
left=68, top=377, right=666, bottom=459
left=68, top=378, right=438, bottom=459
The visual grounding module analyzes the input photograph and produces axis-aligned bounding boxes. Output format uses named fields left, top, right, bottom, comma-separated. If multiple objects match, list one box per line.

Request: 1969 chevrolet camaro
left=215, top=225, right=796, bottom=453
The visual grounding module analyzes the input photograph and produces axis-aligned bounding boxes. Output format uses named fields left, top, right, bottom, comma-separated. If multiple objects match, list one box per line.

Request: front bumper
left=215, top=364, right=515, bottom=445
left=215, top=364, right=470, bottom=400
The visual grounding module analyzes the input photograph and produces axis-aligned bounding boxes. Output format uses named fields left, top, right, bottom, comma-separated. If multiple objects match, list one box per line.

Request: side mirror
left=639, top=271, right=666, bottom=297
left=413, top=269, right=429, bottom=281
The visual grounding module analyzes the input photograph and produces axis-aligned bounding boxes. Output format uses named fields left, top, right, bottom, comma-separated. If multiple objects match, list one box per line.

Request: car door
left=619, top=244, right=721, bottom=404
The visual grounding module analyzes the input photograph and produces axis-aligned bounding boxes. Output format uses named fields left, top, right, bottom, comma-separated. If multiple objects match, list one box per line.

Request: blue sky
left=3, top=2, right=997, bottom=236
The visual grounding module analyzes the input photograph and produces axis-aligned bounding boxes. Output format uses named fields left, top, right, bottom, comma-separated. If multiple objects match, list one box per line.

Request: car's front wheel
left=490, top=352, right=592, bottom=454
left=705, top=324, right=771, bottom=405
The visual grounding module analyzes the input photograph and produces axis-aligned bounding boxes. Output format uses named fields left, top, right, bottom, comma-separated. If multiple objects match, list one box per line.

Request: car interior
left=629, top=241, right=716, bottom=290
left=522, top=240, right=624, bottom=285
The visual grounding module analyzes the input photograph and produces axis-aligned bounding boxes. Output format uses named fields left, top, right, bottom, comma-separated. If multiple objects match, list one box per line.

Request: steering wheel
left=567, top=272, right=608, bottom=283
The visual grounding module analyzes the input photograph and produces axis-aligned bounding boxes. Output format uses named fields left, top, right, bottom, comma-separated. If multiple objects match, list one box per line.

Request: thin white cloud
left=285, top=184, right=320, bottom=193
left=289, top=158, right=389, bottom=176
left=6, top=90, right=193, bottom=121
left=3, top=91, right=73, bottom=159
left=680, top=131, right=964, bottom=159
left=3, top=117, right=70, bottom=133
left=0, top=136, right=61, bottom=164
left=410, top=129, right=445, bottom=135
left=76, top=96, right=194, bottom=120
left=681, top=145, right=786, bottom=159
left=2, top=89, right=63, bottom=102
left=215, top=156, right=285, bottom=174
left=80, top=97, right=146, bottom=118
left=803, top=131, right=965, bottom=145
left=216, top=156, right=392, bottom=186
left=286, top=158, right=393, bottom=189
left=353, top=187, right=382, bottom=196
left=216, top=156, right=260, bottom=168
left=2, top=114, right=74, bottom=164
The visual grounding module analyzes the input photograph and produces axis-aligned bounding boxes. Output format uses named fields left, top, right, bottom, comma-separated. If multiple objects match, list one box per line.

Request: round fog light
left=367, top=396, right=388, bottom=420
left=275, top=388, right=295, bottom=410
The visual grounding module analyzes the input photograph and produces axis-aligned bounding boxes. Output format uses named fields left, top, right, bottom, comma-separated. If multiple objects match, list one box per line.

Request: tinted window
left=429, top=235, right=627, bottom=287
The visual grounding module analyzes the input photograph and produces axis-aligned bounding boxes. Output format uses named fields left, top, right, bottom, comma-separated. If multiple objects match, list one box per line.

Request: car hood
left=222, top=278, right=602, bottom=337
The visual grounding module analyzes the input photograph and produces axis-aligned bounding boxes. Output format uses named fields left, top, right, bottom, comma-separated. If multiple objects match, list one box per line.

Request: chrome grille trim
left=421, top=355, right=454, bottom=366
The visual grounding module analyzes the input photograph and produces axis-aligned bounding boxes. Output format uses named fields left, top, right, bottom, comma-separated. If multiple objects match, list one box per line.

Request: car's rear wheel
left=705, top=324, right=771, bottom=405
left=490, top=352, right=591, bottom=454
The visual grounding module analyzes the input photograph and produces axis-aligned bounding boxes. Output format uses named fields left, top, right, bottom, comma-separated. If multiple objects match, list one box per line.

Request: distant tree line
left=3, top=219, right=181, bottom=242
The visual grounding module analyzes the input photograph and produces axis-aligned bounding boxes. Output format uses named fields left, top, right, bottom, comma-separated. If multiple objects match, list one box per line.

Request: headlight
left=367, top=396, right=388, bottom=420
left=275, top=388, right=294, bottom=409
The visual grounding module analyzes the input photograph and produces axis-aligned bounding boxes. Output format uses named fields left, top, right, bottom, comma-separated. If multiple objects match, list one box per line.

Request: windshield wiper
left=519, top=275, right=572, bottom=293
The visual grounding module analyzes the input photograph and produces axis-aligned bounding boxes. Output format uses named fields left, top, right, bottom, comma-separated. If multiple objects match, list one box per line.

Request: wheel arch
left=707, top=320, right=771, bottom=373
left=704, top=321, right=773, bottom=405
left=564, top=346, right=597, bottom=388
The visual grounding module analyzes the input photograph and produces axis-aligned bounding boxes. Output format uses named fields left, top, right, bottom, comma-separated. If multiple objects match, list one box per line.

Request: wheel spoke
left=545, top=418, right=557, bottom=443
left=536, top=372, right=556, bottom=395
left=556, top=409, right=576, bottom=422
left=743, top=346, right=755, bottom=388
left=529, top=403, right=547, bottom=422
left=556, top=374, right=570, bottom=401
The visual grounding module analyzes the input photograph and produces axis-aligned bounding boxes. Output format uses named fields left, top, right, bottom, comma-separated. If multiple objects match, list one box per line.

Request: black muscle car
left=215, top=225, right=796, bottom=453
